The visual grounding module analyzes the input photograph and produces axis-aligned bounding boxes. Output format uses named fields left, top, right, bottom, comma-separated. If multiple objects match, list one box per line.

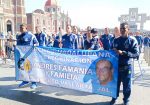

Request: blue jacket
left=53, top=35, right=62, bottom=48
left=143, top=37, right=149, bottom=46
left=35, top=32, right=47, bottom=46
left=17, top=32, right=39, bottom=46
left=135, top=35, right=143, bottom=46
left=100, top=34, right=113, bottom=50
left=112, top=36, right=139, bottom=66
left=62, top=33, right=78, bottom=49
left=83, top=33, right=87, bottom=40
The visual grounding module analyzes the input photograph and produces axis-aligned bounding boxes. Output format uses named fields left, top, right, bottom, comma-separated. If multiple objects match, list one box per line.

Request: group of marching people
left=15, top=22, right=150, bottom=105
left=40, top=25, right=117, bottom=51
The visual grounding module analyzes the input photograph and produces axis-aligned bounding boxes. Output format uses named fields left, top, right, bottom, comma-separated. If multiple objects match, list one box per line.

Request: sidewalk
left=0, top=54, right=150, bottom=105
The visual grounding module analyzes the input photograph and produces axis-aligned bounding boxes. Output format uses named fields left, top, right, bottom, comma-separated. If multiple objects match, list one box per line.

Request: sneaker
left=30, top=82, right=37, bottom=89
left=109, top=98, right=117, bottom=105
left=18, top=81, right=29, bottom=88
left=124, top=101, right=129, bottom=105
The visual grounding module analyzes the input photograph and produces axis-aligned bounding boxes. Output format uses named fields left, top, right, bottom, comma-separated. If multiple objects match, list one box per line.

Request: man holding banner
left=111, top=22, right=139, bottom=105
left=17, top=23, right=39, bottom=89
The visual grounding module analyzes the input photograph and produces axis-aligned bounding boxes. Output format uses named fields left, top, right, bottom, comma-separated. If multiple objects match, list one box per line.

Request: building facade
left=27, top=0, right=71, bottom=35
left=0, top=0, right=26, bottom=35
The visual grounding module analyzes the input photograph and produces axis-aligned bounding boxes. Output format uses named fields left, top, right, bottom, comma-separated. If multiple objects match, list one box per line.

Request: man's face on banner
left=96, top=60, right=113, bottom=85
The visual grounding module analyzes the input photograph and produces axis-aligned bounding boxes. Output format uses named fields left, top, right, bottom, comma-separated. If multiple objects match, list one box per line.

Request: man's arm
left=119, top=39, right=139, bottom=58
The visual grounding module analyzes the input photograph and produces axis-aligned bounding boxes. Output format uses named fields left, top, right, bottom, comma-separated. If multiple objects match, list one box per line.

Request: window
left=48, top=8, right=51, bottom=12
left=53, top=8, right=56, bottom=12
left=62, top=21, right=64, bottom=29
left=22, top=0, right=24, bottom=6
left=37, top=19, right=39, bottom=24
left=53, top=21, right=55, bottom=25
left=43, top=20, right=45, bottom=25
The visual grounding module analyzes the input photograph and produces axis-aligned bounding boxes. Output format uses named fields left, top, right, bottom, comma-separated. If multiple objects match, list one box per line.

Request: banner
left=15, top=46, right=118, bottom=98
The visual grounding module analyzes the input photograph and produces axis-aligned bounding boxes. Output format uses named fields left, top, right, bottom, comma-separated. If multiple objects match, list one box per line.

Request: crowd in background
left=0, top=24, right=150, bottom=59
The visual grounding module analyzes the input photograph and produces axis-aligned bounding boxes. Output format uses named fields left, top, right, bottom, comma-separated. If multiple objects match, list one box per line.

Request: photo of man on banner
left=96, top=59, right=114, bottom=86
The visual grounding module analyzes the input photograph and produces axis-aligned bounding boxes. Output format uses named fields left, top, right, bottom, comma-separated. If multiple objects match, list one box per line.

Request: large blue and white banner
left=15, top=46, right=118, bottom=98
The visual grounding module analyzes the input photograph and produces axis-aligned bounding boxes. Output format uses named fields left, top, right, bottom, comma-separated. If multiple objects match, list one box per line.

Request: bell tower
left=14, top=0, right=27, bottom=33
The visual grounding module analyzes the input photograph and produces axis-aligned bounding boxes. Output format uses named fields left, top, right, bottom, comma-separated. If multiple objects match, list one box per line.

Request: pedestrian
left=135, top=31, right=143, bottom=55
left=100, top=27, right=113, bottom=50
left=111, top=22, right=139, bottom=105
left=84, top=28, right=102, bottom=50
left=53, top=27, right=64, bottom=48
left=35, top=26, right=47, bottom=46
left=60, top=25, right=78, bottom=49
left=17, top=23, right=39, bottom=89
left=72, top=26, right=84, bottom=49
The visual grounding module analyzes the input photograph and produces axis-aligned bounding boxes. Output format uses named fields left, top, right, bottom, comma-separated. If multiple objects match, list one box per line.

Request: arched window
left=43, top=20, right=45, bottom=25
left=6, top=20, right=12, bottom=33
left=53, top=8, right=56, bottom=12
left=37, top=19, right=39, bottom=24
left=48, top=8, right=51, bottom=12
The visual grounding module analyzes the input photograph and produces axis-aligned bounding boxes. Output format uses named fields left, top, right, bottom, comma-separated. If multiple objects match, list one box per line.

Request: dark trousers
left=113, top=65, right=132, bottom=103
left=6, top=46, right=12, bottom=59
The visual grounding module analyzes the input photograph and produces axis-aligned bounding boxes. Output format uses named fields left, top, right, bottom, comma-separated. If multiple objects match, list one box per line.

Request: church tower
left=44, top=0, right=61, bottom=33
left=14, top=0, right=27, bottom=33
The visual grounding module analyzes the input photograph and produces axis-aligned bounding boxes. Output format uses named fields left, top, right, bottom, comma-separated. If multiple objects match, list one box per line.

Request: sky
left=25, top=0, right=150, bottom=30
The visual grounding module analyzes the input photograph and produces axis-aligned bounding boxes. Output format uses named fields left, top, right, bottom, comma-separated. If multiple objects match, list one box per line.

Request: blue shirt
left=148, top=38, right=150, bottom=47
left=53, top=35, right=62, bottom=48
left=100, top=34, right=113, bottom=50
left=62, top=33, right=78, bottom=49
left=135, top=35, right=143, bottom=46
left=35, top=32, right=47, bottom=46
left=112, top=36, right=139, bottom=66
left=17, top=32, right=39, bottom=46
left=143, top=37, right=149, bottom=46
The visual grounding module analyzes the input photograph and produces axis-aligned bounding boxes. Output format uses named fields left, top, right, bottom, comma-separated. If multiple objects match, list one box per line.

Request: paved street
left=0, top=53, right=150, bottom=105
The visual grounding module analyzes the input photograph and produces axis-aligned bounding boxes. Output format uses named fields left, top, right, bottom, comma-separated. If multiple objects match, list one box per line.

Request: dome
left=45, top=0, right=58, bottom=7
left=34, top=9, right=44, bottom=14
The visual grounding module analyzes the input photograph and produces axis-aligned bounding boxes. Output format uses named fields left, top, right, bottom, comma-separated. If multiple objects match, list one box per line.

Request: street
left=0, top=53, right=150, bottom=105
